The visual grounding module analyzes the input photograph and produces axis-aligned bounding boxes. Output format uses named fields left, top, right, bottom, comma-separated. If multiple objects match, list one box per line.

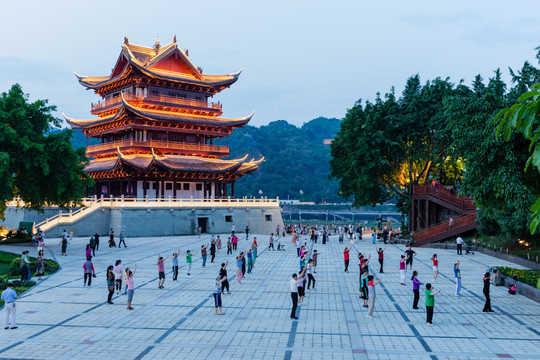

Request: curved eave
left=84, top=157, right=121, bottom=173
left=77, top=46, right=240, bottom=90
left=155, top=158, right=243, bottom=173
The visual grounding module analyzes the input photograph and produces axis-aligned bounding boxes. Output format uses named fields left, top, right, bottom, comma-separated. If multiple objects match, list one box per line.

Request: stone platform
left=0, top=234, right=538, bottom=359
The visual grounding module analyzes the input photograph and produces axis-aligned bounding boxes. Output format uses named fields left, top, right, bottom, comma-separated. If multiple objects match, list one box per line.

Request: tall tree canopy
left=329, top=76, right=459, bottom=214
left=0, top=84, right=91, bottom=219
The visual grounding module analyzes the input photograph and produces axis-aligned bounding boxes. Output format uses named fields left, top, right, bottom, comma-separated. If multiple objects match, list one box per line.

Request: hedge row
left=498, top=266, right=540, bottom=289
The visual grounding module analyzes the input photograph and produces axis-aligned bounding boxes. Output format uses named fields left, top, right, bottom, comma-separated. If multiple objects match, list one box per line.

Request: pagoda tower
left=66, top=36, right=262, bottom=199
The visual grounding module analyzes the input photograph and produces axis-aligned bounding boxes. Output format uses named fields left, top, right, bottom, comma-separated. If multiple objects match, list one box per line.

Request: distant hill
left=219, top=117, right=342, bottom=203
left=63, top=117, right=342, bottom=203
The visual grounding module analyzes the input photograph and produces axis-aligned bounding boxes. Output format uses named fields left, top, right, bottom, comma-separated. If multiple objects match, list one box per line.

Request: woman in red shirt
left=431, top=254, right=438, bottom=280
left=344, top=247, right=350, bottom=272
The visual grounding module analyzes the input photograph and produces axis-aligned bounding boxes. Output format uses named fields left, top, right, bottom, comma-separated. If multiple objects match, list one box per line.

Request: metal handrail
left=413, top=185, right=475, bottom=210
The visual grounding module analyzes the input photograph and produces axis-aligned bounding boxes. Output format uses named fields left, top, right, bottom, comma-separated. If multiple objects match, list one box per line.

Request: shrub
left=498, top=266, right=540, bottom=288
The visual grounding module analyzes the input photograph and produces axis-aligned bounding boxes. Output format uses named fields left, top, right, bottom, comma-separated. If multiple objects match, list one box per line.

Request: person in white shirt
left=456, top=236, right=464, bottom=255
left=289, top=270, right=306, bottom=320
left=295, top=238, right=302, bottom=257
left=1, top=283, right=18, bottom=329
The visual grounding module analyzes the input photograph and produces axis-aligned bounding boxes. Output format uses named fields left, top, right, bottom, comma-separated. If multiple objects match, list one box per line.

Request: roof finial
left=154, top=36, right=161, bottom=53
left=124, top=36, right=130, bottom=45
left=185, top=49, right=189, bottom=57
left=173, top=35, right=177, bottom=44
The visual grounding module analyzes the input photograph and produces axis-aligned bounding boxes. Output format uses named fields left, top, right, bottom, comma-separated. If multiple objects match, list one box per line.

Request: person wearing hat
left=118, top=230, right=127, bottom=248
left=1, top=283, right=18, bottom=329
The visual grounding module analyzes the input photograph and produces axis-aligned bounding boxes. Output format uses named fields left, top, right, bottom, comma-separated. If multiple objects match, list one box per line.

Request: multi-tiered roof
left=66, top=36, right=262, bottom=198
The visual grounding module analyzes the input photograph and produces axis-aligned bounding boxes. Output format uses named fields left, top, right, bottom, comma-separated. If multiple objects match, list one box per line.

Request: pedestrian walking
left=94, top=231, right=100, bottom=251
left=220, top=261, right=230, bottom=294
left=213, top=276, right=227, bottom=315
left=114, top=260, right=124, bottom=294
left=454, top=261, right=461, bottom=296
left=85, top=244, right=92, bottom=259
left=157, top=254, right=169, bottom=288
left=366, top=275, right=381, bottom=318
left=106, top=265, right=115, bottom=304
left=126, top=264, right=137, bottom=310
left=216, top=236, right=222, bottom=252
left=83, top=256, right=95, bottom=286
left=269, top=233, right=275, bottom=250
left=247, top=249, right=254, bottom=274
left=245, top=226, right=249, bottom=241
left=118, top=230, right=127, bottom=248
left=232, top=234, right=238, bottom=251
left=172, top=249, right=179, bottom=281
left=89, top=236, right=96, bottom=256
left=344, top=247, right=350, bottom=272
left=425, top=283, right=441, bottom=325
left=377, top=246, right=386, bottom=273
left=483, top=270, right=496, bottom=312
left=431, top=254, right=439, bottom=280
left=296, top=238, right=302, bottom=257
left=58, top=236, right=70, bottom=256
left=411, top=271, right=423, bottom=309
left=1, top=283, right=18, bottom=329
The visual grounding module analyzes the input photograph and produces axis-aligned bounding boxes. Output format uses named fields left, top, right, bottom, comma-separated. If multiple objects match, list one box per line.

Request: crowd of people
left=1, top=222, right=510, bottom=331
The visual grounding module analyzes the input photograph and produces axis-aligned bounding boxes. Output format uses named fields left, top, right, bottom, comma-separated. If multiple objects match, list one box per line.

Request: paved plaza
left=0, top=233, right=539, bottom=359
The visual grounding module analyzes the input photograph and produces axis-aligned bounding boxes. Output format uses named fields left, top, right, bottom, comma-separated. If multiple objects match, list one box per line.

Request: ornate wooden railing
left=91, top=93, right=222, bottom=112
left=413, top=212, right=477, bottom=243
left=86, top=138, right=228, bottom=156
left=413, top=185, right=475, bottom=210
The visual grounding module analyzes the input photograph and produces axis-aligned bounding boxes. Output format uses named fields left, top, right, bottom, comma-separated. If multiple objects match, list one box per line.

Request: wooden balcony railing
left=413, top=212, right=477, bottom=243
left=413, top=185, right=475, bottom=210
left=86, top=139, right=229, bottom=155
left=91, top=93, right=222, bottom=112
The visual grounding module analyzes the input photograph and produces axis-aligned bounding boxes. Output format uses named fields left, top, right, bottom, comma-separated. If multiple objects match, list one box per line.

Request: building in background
left=66, top=36, right=262, bottom=199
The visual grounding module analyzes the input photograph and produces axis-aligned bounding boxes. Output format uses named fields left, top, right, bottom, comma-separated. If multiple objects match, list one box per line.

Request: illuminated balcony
left=91, top=93, right=223, bottom=116
left=86, top=138, right=229, bottom=158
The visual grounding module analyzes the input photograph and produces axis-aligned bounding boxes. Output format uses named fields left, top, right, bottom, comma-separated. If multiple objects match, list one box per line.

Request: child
left=83, top=257, right=95, bottom=286
left=269, top=233, right=275, bottom=250
left=411, top=271, right=423, bottom=309
left=366, top=275, right=381, bottom=318
left=360, top=268, right=369, bottom=308
left=344, top=247, right=350, bottom=272
left=400, top=255, right=406, bottom=285
left=431, top=254, right=439, bottom=280
left=126, top=264, right=137, bottom=310
left=425, top=283, right=441, bottom=324
left=214, top=275, right=228, bottom=315
left=172, top=249, right=179, bottom=280
left=114, top=260, right=123, bottom=294
left=157, top=254, right=169, bottom=288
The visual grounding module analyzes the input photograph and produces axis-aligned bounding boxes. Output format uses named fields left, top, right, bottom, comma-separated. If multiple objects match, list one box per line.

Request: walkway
left=0, top=234, right=538, bottom=359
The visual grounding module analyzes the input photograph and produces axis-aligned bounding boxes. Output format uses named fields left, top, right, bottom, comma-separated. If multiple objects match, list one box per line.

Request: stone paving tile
left=0, top=233, right=538, bottom=359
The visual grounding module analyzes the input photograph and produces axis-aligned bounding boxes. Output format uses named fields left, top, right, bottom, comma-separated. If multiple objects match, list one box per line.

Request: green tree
left=446, top=71, right=539, bottom=238
left=329, top=76, right=458, bottom=216
left=0, top=84, right=91, bottom=219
